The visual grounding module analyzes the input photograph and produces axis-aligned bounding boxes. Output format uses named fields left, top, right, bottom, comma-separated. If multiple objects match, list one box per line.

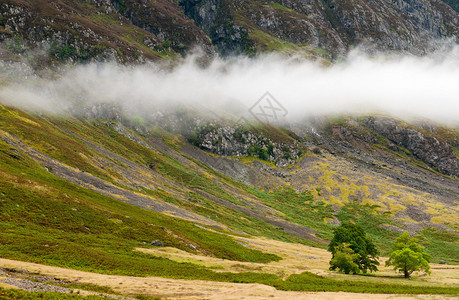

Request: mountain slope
left=0, top=105, right=287, bottom=278
left=180, top=0, right=459, bottom=56
left=0, top=0, right=210, bottom=65
left=0, top=0, right=458, bottom=65
left=0, top=104, right=458, bottom=267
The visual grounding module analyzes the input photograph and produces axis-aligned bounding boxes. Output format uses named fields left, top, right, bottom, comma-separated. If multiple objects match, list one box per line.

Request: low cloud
left=1, top=46, right=458, bottom=126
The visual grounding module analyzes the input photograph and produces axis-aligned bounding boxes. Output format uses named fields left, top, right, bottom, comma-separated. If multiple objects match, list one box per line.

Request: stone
left=150, top=240, right=164, bottom=247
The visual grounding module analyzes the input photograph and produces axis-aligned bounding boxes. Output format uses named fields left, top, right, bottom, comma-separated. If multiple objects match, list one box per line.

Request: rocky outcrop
left=296, top=116, right=459, bottom=179
left=179, top=0, right=256, bottom=55
left=179, top=0, right=221, bottom=33
left=325, top=0, right=458, bottom=54
left=0, top=0, right=215, bottom=65
left=365, top=116, right=459, bottom=178
left=188, top=124, right=304, bottom=167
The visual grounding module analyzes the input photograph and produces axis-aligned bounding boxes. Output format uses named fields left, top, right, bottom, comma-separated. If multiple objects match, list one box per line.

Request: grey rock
left=179, top=0, right=459, bottom=57
left=150, top=240, right=164, bottom=247
left=365, top=116, right=459, bottom=178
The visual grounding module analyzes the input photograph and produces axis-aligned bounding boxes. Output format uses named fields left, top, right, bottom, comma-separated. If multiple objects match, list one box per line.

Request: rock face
left=0, top=0, right=458, bottom=62
left=304, top=116, right=459, bottom=179
left=109, top=0, right=214, bottom=55
left=179, top=0, right=459, bottom=57
left=65, top=102, right=459, bottom=179
left=150, top=240, right=164, bottom=247
left=188, top=124, right=304, bottom=167
left=181, top=0, right=257, bottom=55
left=365, top=117, right=459, bottom=178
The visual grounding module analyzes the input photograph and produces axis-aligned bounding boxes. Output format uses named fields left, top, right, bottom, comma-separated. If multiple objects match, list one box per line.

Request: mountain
left=0, top=0, right=458, bottom=65
left=0, top=1, right=459, bottom=298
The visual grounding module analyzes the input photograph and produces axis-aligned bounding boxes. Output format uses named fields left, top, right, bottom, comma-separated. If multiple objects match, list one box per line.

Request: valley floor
left=1, top=236, right=458, bottom=299
left=1, top=258, right=456, bottom=300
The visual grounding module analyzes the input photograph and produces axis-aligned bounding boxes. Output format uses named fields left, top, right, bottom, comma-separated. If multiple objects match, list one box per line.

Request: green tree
left=328, top=222, right=379, bottom=273
left=386, top=231, right=431, bottom=278
left=329, top=243, right=360, bottom=274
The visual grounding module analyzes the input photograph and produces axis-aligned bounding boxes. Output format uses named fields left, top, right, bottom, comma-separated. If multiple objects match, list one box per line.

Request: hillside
left=0, top=102, right=458, bottom=298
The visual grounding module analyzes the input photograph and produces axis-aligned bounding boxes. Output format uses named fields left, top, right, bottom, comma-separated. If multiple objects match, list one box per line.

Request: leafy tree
left=328, top=222, right=379, bottom=273
left=329, top=243, right=360, bottom=274
left=386, top=231, right=431, bottom=278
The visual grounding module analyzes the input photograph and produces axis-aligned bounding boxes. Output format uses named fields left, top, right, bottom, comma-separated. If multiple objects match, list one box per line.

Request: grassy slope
left=53, top=118, right=310, bottom=245
left=0, top=107, right=282, bottom=277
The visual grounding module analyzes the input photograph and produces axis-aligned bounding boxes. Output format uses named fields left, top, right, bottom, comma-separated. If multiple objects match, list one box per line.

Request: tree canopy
left=328, top=222, right=379, bottom=273
left=386, top=231, right=431, bottom=278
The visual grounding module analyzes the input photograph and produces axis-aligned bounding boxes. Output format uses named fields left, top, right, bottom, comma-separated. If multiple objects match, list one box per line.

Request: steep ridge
left=108, top=0, right=214, bottom=55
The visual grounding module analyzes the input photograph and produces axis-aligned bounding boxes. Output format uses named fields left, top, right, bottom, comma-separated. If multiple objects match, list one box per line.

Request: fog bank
left=1, top=47, right=458, bottom=125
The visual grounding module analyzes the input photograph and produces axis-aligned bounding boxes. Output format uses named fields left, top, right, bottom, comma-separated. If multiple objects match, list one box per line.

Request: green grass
left=273, top=271, right=459, bottom=294
left=182, top=156, right=333, bottom=246
left=0, top=287, right=106, bottom=299
left=0, top=107, right=108, bottom=180
left=244, top=186, right=335, bottom=241
left=250, top=29, right=307, bottom=53
left=269, top=3, right=295, bottom=12
left=0, top=109, right=307, bottom=248
left=336, top=199, right=399, bottom=253
left=417, top=228, right=459, bottom=264
left=89, top=13, right=120, bottom=26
